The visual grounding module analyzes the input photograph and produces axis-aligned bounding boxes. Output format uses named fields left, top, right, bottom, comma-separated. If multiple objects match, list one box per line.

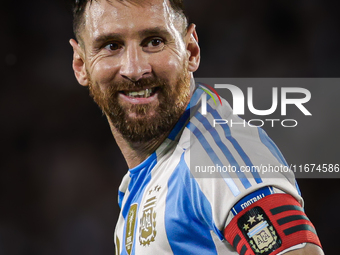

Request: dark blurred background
left=1, top=0, right=339, bottom=254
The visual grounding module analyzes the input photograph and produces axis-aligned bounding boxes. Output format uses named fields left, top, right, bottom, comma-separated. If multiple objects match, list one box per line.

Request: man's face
left=77, top=0, right=197, bottom=142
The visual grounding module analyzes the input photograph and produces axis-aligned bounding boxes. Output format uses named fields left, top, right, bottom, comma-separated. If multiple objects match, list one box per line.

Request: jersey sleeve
left=183, top=101, right=302, bottom=232
left=181, top=94, right=321, bottom=254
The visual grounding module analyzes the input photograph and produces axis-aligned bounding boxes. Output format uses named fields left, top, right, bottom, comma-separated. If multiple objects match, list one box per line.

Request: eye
left=104, top=42, right=122, bottom=51
left=143, top=38, right=165, bottom=52
left=150, top=38, right=163, bottom=47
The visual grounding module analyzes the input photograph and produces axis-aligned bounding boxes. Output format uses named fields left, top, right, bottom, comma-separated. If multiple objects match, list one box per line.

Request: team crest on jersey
left=238, top=206, right=282, bottom=255
left=125, top=203, right=138, bottom=255
left=139, top=185, right=161, bottom=246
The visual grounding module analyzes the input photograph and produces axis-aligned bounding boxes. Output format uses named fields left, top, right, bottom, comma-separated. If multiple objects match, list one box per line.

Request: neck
left=108, top=122, right=170, bottom=169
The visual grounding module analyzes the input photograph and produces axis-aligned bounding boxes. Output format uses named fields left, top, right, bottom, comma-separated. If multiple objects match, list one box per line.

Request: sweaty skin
left=70, top=0, right=200, bottom=168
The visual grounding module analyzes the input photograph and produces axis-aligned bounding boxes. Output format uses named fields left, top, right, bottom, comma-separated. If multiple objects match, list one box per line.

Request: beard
left=88, top=67, right=191, bottom=143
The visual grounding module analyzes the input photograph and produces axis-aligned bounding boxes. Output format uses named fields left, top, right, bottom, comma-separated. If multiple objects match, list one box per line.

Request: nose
left=119, top=43, right=152, bottom=82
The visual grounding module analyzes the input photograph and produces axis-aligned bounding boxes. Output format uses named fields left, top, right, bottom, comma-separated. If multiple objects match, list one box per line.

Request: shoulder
left=178, top=95, right=300, bottom=199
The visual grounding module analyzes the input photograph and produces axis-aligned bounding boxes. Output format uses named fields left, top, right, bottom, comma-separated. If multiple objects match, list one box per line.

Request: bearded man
left=70, top=0, right=324, bottom=254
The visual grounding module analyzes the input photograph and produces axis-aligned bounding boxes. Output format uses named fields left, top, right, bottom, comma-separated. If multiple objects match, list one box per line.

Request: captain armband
left=224, top=194, right=321, bottom=255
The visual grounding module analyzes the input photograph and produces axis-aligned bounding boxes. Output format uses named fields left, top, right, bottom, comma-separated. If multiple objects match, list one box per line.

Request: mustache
left=108, top=77, right=168, bottom=92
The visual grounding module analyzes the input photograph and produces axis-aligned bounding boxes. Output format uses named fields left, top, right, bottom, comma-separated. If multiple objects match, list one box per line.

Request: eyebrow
left=138, top=27, right=173, bottom=39
left=92, top=27, right=173, bottom=47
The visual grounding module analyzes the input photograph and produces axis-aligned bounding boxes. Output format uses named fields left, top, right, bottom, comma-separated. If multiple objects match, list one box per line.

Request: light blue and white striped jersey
left=114, top=86, right=302, bottom=255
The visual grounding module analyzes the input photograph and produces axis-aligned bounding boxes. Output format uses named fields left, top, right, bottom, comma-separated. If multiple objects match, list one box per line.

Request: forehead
left=82, top=0, right=180, bottom=43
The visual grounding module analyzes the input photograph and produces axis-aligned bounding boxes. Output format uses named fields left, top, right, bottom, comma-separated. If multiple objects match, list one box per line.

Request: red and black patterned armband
left=224, top=194, right=321, bottom=255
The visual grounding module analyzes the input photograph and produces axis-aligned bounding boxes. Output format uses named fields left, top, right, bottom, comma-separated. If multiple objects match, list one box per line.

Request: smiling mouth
left=122, top=88, right=158, bottom=98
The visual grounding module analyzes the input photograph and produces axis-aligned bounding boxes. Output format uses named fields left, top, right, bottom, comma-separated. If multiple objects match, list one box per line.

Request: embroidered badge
left=125, top=203, right=138, bottom=255
left=237, top=206, right=281, bottom=255
left=139, top=185, right=161, bottom=246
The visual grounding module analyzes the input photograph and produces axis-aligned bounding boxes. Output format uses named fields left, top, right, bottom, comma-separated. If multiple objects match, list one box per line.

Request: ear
left=69, top=39, right=89, bottom=86
left=184, top=24, right=200, bottom=72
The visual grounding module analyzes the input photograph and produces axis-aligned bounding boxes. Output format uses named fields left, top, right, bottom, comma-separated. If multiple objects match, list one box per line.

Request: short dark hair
left=72, top=0, right=188, bottom=43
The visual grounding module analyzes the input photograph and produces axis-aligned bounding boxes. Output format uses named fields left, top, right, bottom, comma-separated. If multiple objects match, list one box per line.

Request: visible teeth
left=127, top=88, right=153, bottom=98
left=145, top=88, right=151, bottom=97
left=129, top=91, right=139, bottom=96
